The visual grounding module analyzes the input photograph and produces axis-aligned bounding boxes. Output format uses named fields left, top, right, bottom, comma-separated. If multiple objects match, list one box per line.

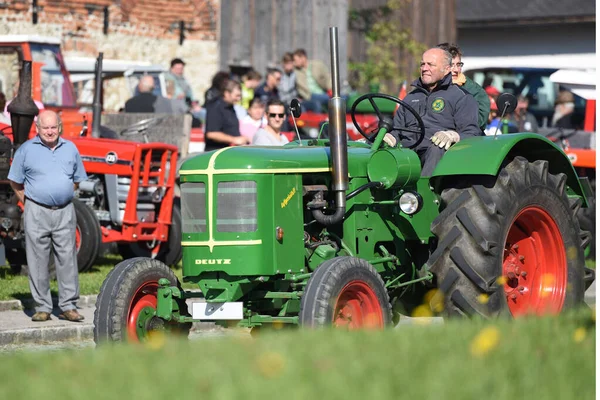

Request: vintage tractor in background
left=94, top=28, right=594, bottom=343
left=0, top=39, right=183, bottom=275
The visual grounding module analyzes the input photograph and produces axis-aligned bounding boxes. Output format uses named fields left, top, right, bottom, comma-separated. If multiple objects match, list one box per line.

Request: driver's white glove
left=431, top=130, right=460, bottom=150
left=383, top=133, right=397, bottom=147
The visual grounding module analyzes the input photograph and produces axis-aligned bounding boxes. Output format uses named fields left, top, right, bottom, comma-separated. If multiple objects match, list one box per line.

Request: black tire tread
left=299, top=256, right=391, bottom=328
left=73, top=198, right=102, bottom=272
left=428, top=157, right=587, bottom=318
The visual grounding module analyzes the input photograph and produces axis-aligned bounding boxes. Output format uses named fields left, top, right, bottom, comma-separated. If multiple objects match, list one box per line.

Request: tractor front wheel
left=93, top=257, right=190, bottom=344
left=299, top=256, right=391, bottom=328
left=428, top=157, right=588, bottom=318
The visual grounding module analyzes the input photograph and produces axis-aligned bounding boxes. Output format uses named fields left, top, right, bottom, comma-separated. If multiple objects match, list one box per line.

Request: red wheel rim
left=126, top=281, right=158, bottom=342
left=503, top=206, right=566, bottom=316
left=75, top=227, right=81, bottom=252
left=333, top=280, right=384, bottom=329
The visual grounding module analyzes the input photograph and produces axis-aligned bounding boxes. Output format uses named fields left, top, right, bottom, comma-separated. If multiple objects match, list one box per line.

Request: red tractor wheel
left=299, top=256, right=391, bottom=328
left=93, top=258, right=190, bottom=344
left=503, top=207, right=567, bottom=316
left=429, top=157, right=588, bottom=318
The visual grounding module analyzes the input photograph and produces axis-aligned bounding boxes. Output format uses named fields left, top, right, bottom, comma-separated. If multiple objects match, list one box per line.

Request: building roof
left=457, top=0, right=595, bottom=25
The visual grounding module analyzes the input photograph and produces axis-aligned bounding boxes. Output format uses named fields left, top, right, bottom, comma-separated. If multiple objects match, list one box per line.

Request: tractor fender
left=430, top=133, right=587, bottom=202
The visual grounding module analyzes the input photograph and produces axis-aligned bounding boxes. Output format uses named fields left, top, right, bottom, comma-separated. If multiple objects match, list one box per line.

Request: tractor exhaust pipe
left=311, top=26, right=348, bottom=225
left=91, top=52, right=103, bottom=138
left=7, top=61, right=39, bottom=147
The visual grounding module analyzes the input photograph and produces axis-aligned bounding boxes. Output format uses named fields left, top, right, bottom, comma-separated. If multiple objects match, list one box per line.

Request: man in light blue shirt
left=8, top=110, right=87, bottom=322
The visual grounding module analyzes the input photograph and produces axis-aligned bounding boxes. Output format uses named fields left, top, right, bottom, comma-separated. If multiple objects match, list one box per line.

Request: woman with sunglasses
left=252, top=99, right=290, bottom=146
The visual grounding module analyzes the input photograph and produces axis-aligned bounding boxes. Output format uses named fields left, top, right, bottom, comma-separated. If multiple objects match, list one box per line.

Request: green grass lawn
left=0, top=309, right=594, bottom=400
left=0, top=254, right=190, bottom=301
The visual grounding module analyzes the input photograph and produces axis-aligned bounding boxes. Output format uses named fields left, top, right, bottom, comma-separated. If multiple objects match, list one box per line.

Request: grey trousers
left=401, top=137, right=446, bottom=177
left=24, top=201, right=79, bottom=313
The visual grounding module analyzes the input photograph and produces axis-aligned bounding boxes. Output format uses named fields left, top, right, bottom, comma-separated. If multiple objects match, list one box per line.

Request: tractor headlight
left=399, top=191, right=422, bottom=215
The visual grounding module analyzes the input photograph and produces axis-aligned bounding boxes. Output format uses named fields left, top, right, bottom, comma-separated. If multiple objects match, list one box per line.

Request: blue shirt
left=8, top=136, right=87, bottom=206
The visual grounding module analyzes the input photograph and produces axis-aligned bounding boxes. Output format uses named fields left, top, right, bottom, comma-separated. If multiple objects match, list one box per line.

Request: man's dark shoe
left=59, top=309, right=84, bottom=322
left=31, top=312, right=52, bottom=322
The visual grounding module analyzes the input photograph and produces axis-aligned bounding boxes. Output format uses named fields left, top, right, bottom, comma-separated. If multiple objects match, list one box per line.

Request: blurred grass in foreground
left=0, top=308, right=595, bottom=400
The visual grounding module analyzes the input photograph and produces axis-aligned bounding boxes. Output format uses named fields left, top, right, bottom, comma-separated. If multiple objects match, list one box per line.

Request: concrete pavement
left=0, top=283, right=595, bottom=347
left=0, top=295, right=222, bottom=346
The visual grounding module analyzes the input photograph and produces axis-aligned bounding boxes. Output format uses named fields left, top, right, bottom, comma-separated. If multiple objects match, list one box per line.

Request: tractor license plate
left=191, top=302, right=243, bottom=320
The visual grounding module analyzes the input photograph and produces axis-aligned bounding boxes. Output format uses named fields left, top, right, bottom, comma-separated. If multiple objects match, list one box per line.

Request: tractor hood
left=71, top=136, right=160, bottom=163
left=179, top=144, right=373, bottom=177
left=70, top=136, right=179, bottom=175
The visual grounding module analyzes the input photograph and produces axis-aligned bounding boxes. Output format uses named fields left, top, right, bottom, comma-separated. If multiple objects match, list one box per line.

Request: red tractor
left=0, top=36, right=182, bottom=274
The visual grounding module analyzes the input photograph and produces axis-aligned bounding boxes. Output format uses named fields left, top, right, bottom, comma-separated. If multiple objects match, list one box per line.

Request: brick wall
left=0, top=0, right=220, bottom=110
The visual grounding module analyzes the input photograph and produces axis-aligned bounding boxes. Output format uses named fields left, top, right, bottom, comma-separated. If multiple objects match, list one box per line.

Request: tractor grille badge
left=105, top=151, right=118, bottom=165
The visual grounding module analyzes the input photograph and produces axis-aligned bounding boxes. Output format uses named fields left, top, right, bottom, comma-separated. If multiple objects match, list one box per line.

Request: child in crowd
left=239, top=97, right=267, bottom=141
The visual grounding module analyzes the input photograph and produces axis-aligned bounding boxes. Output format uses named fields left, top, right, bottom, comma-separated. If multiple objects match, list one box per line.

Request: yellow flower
left=256, top=351, right=286, bottom=379
left=477, top=294, right=489, bottom=304
left=470, top=326, right=500, bottom=357
left=411, top=304, right=433, bottom=318
left=567, top=246, right=578, bottom=260
left=424, top=289, right=444, bottom=313
left=145, top=330, right=166, bottom=350
left=496, top=276, right=507, bottom=286
left=573, top=327, right=587, bottom=343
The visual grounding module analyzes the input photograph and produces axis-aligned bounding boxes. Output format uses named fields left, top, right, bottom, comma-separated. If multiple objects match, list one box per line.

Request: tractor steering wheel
left=350, top=93, right=426, bottom=150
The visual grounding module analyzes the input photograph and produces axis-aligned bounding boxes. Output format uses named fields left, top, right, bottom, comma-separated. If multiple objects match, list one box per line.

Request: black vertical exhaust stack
left=91, top=52, right=103, bottom=138
left=7, top=61, right=39, bottom=147
left=311, top=26, right=348, bottom=225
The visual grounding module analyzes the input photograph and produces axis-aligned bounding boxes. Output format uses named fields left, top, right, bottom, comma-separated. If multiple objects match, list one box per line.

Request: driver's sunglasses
left=269, top=113, right=285, bottom=118
left=451, top=62, right=464, bottom=68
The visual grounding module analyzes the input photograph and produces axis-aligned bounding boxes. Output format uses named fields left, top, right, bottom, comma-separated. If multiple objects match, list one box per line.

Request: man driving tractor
left=384, top=47, right=481, bottom=176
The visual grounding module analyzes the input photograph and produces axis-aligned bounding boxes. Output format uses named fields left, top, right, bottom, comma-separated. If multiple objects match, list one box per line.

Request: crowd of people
left=0, top=47, right=583, bottom=151
left=199, top=48, right=333, bottom=150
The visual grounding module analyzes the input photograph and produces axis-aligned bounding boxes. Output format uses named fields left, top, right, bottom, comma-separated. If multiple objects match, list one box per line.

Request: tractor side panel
left=273, top=174, right=305, bottom=274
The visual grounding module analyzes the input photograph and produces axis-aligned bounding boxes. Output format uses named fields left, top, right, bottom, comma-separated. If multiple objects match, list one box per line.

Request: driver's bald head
left=423, top=48, right=452, bottom=68
left=420, top=48, right=452, bottom=90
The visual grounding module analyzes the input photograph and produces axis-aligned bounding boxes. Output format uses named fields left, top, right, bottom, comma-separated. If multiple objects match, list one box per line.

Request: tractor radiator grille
left=217, top=181, right=257, bottom=233
left=181, top=182, right=206, bottom=233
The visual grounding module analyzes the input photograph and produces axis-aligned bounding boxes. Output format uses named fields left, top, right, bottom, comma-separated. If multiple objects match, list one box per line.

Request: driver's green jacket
left=461, top=76, right=490, bottom=131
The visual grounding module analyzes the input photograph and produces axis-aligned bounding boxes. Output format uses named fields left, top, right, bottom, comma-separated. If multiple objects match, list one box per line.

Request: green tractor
left=94, top=28, right=594, bottom=342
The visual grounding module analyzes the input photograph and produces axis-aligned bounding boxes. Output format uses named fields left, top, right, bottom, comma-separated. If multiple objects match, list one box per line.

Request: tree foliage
left=348, top=0, right=426, bottom=93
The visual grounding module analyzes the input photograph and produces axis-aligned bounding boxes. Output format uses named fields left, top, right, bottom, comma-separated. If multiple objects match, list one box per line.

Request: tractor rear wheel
left=118, top=200, right=182, bottom=266
left=93, top=257, right=191, bottom=344
left=72, top=198, right=102, bottom=272
left=299, top=256, right=391, bottom=328
left=428, top=157, right=588, bottom=318
left=577, top=194, right=595, bottom=260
